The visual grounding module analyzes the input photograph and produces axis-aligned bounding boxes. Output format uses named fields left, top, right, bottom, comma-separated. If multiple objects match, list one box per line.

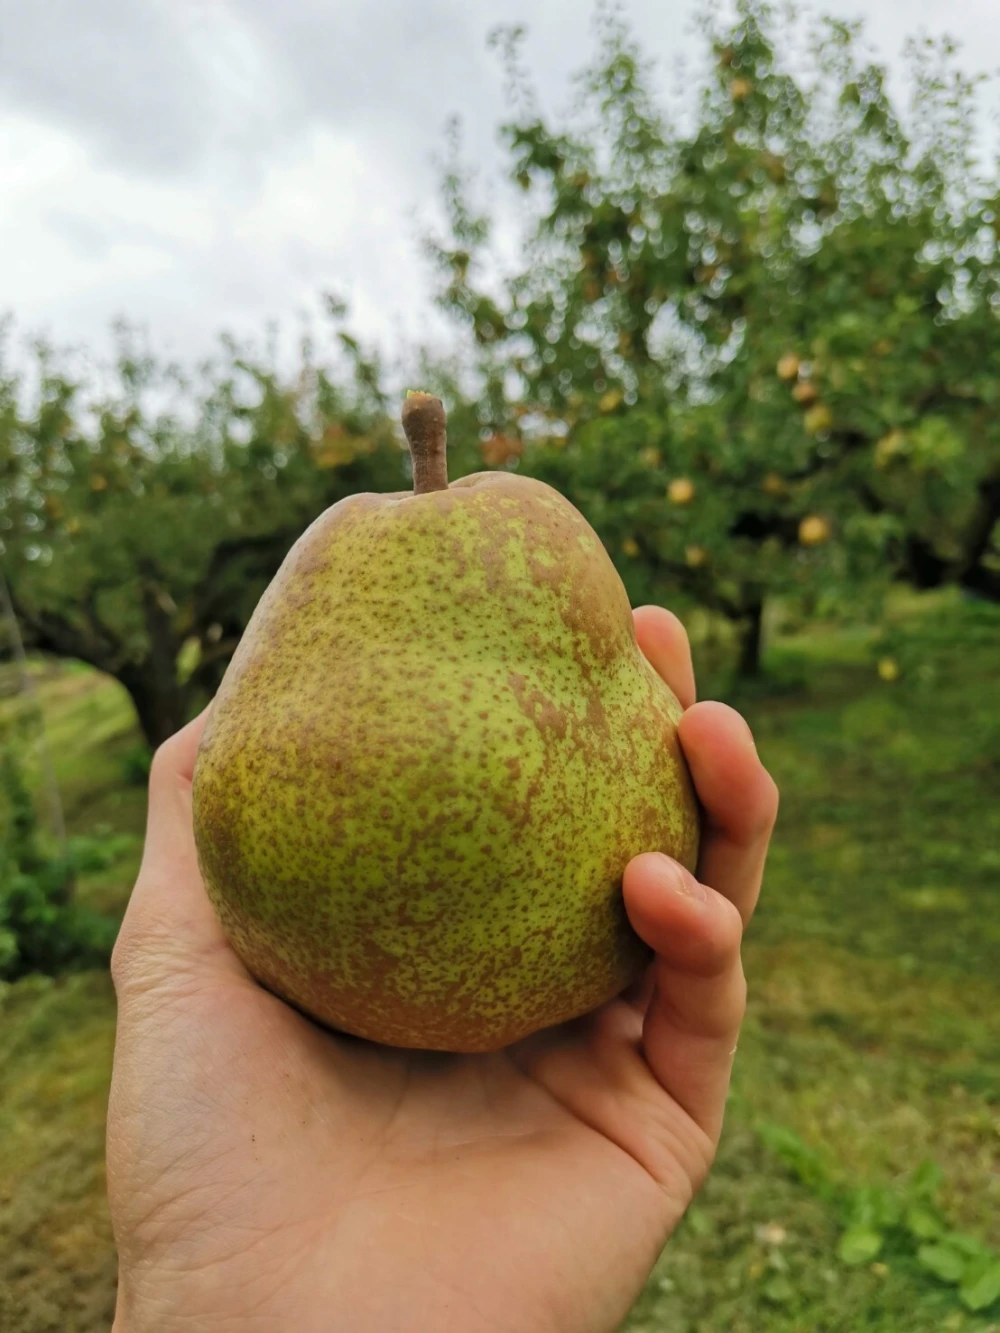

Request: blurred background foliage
left=1, top=2, right=998, bottom=1329
left=1, top=3, right=997, bottom=746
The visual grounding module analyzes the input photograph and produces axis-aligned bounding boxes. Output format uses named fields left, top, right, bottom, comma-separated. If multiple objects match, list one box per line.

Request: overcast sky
left=2, top=0, right=999, bottom=378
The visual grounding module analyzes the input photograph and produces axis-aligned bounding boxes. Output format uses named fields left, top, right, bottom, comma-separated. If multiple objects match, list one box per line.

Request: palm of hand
left=113, top=963, right=692, bottom=1332
left=108, top=609, right=777, bottom=1333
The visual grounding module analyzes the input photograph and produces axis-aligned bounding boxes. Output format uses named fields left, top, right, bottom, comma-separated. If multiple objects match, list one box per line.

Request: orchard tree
left=429, top=2, right=1000, bottom=672
left=0, top=317, right=406, bottom=746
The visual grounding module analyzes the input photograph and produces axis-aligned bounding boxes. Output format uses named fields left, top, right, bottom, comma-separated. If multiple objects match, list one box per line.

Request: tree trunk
left=113, top=579, right=191, bottom=749
left=737, top=598, right=765, bottom=679
left=118, top=667, right=190, bottom=750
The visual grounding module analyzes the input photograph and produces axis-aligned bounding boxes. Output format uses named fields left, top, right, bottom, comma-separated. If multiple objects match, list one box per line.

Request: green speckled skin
left=192, top=470, right=700, bottom=1053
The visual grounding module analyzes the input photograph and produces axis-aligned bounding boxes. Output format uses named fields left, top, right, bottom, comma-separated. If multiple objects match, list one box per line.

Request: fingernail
left=653, top=853, right=708, bottom=901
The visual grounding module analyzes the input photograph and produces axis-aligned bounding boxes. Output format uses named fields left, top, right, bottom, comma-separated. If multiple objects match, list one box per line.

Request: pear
left=192, top=394, right=700, bottom=1053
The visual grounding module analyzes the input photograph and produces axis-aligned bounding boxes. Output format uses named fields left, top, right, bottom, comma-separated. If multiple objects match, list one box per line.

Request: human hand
left=106, top=605, right=778, bottom=1333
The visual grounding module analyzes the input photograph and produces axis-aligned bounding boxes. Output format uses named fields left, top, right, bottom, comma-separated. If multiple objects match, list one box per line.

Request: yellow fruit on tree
left=776, top=353, right=800, bottom=381
left=668, top=477, right=696, bottom=506
left=730, top=77, right=753, bottom=100
left=877, top=657, right=901, bottom=683
left=792, top=381, right=818, bottom=405
left=480, top=434, right=524, bottom=468
left=762, top=472, right=786, bottom=497
left=798, top=515, right=832, bottom=547
left=685, top=545, right=708, bottom=568
left=622, top=537, right=640, bottom=558
left=875, top=430, right=905, bottom=469
left=803, top=405, right=833, bottom=435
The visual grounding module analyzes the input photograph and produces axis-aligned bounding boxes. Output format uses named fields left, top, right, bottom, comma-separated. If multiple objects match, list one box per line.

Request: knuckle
left=148, top=733, right=183, bottom=789
left=109, top=917, right=138, bottom=995
left=751, top=770, right=780, bottom=835
left=722, top=895, right=746, bottom=950
left=731, top=964, right=748, bottom=1021
left=109, top=895, right=173, bottom=998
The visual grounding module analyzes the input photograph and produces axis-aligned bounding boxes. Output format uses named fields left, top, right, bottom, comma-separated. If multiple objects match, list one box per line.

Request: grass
left=1, top=659, right=148, bottom=842
left=1, top=590, right=998, bottom=1331
left=0, top=972, right=118, bottom=1333
left=0, top=662, right=141, bottom=1332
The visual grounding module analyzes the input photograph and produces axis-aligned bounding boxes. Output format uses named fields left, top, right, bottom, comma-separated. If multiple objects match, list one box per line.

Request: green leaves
left=907, top=1159, right=945, bottom=1200
left=0, top=840, right=121, bottom=981
left=845, top=1184, right=902, bottom=1232
left=837, top=1227, right=884, bottom=1266
left=918, top=1241, right=1000, bottom=1312
left=760, top=1274, right=796, bottom=1306
left=755, top=1122, right=1000, bottom=1315
left=904, top=1207, right=943, bottom=1241
left=429, top=0, right=1000, bottom=659
left=959, top=1258, right=1000, bottom=1313
left=0, top=732, right=129, bottom=981
left=836, top=1175, right=1000, bottom=1311
left=0, top=315, right=405, bottom=745
left=917, top=1242, right=968, bottom=1284
left=755, top=1120, right=839, bottom=1202
left=836, top=1185, right=899, bottom=1266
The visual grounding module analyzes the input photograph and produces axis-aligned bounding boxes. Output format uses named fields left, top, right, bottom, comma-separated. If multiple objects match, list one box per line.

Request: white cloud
left=1, top=0, right=997, bottom=374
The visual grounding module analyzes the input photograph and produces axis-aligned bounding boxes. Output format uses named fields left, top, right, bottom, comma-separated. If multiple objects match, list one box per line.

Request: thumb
left=112, top=708, right=247, bottom=998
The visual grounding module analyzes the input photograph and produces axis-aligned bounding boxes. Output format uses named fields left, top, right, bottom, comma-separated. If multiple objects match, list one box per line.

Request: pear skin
left=192, top=395, right=700, bottom=1052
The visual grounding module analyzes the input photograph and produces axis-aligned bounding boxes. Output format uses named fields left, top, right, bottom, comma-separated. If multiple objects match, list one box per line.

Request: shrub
left=0, top=740, right=121, bottom=980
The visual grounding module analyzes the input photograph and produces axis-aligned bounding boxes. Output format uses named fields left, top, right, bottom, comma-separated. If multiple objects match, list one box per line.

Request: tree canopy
left=429, top=1, right=1000, bottom=668
left=0, top=319, right=405, bottom=745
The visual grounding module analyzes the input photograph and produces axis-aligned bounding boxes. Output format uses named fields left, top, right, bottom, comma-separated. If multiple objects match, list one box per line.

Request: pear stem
left=401, top=393, right=449, bottom=495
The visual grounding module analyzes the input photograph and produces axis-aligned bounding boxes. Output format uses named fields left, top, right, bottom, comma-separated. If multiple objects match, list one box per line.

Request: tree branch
left=8, top=589, right=121, bottom=674
left=191, top=527, right=300, bottom=628
left=955, top=470, right=1000, bottom=585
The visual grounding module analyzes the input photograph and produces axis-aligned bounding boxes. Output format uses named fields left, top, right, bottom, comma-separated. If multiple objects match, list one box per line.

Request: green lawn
left=1, top=591, right=998, bottom=1331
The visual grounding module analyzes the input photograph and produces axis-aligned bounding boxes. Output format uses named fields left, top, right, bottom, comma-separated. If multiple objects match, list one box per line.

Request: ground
left=1, top=590, right=998, bottom=1331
